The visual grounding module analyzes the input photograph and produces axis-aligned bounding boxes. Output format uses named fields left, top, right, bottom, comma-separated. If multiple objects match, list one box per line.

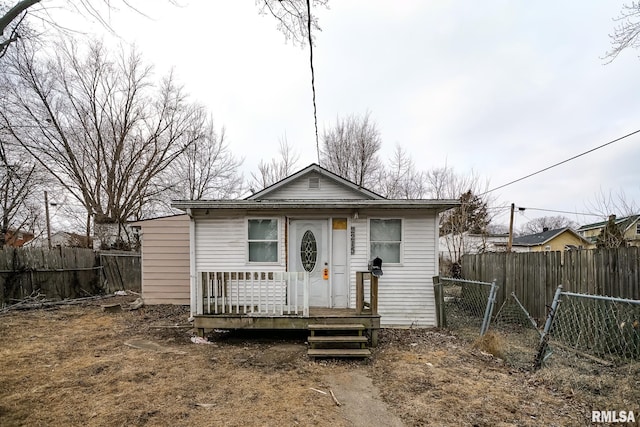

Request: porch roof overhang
left=172, top=199, right=460, bottom=213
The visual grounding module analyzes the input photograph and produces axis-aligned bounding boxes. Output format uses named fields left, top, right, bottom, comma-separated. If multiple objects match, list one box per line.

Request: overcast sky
left=53, top=1, right=640, bottom=228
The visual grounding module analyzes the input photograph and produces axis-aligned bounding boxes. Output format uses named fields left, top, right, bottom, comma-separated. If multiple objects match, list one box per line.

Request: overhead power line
left=518, top=207, right=602, bottom=217
left=481, top=128, right=640, bottom=196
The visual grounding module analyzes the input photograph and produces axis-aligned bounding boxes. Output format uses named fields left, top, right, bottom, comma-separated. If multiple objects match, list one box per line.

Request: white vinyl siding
left=136, top=215, right=190, bottom=305
left=263, top=172, right=370, bottom=200
left=192, top=208, right=439, bottom=327
left=195, top=217, right=286, bottom=272
left=349, top=211, right=438, bottom=327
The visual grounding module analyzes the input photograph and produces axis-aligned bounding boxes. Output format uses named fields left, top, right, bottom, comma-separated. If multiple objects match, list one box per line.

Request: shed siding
left=348, top=212, right=437, bottom=327
left=139, top=215, right=190, bottom=305
left=262, top=172, right=369, bottom=200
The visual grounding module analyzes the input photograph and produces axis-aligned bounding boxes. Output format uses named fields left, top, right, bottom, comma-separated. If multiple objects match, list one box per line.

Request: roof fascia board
left=172, top=199, right=460, bottom=212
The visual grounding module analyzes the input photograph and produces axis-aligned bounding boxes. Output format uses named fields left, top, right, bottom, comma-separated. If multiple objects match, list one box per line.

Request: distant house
left=3, top=229, right=35, bottom=247
left=495, top=227, right=590, bottom=252
left=26, top=231, right=93, bottom=248
left=439, top=232, right=508, bottom=260
left=577, top=214, right=640, bottom=247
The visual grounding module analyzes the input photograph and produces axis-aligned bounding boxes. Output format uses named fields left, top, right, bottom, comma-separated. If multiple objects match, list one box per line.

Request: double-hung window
left=370, top=219, right=402, bottom=263
left=248, top=219, right=278, bottom=262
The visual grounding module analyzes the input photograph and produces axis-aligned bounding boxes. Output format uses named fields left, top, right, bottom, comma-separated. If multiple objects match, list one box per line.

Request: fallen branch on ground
left=329, top=389, right=341, bottom=406
left=0, top=294, right=117, bottom=314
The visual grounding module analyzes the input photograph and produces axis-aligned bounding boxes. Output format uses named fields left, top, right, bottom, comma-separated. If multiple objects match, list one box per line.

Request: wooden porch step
left=307, top=323, right=365, bottom=331
left=307, top=335, right=369, bottom=344
left=307, top=323, right=370, bottom=359
left=308, top=348, right=371, bottom=358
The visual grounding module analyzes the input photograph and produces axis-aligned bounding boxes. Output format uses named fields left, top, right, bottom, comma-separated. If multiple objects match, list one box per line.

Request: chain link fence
left=491, top=293, right=546, bottom=369
left=434, top=277, right=640, bottom=411
left=547, top=290, right=640, bottom=365
left=435, top=277, right=640, bottom=369
left=534, top=289, right=640, bottom=412
left=433, top=277, right=497, bottom=340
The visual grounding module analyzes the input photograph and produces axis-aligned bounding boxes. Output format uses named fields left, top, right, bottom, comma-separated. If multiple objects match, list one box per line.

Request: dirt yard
left=1, top=295, right=637, bottom=426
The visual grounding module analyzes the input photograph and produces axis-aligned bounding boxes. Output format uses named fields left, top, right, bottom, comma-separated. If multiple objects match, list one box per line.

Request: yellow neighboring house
left=577, top=214, right=640, bottom=248
left=496, top=227, right=591, bottom=252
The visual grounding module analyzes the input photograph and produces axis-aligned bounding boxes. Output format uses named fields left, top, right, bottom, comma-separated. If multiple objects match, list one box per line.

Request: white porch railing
left=198, top=271, right=309, bottom=317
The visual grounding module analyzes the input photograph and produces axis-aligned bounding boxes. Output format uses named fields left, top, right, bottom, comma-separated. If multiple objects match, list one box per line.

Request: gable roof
left=246, top=163, right=384, bottom=200
left=511, top=227, right=589, bottom=247
left=577, top=214, right=640, bottom=233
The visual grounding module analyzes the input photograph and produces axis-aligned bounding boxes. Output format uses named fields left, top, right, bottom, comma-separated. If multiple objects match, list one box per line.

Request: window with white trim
left=370, top=219, right=402, bottom=263
left=248, top=219, right=278, bottom=262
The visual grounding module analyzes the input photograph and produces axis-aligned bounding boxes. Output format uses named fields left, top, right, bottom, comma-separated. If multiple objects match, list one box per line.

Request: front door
left=289, top=219, right=329, bottom=307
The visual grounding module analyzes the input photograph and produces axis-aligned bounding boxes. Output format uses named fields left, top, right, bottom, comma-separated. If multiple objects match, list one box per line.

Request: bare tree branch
left=604, top=1, right=640, bottom=63
left=250, top=136, right=300, bottom=190
left=256, top=0, right=328, bottom=46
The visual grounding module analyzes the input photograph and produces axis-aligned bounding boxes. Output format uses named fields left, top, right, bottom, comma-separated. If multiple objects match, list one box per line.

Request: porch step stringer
left=307, top=323, right=371, bottom=359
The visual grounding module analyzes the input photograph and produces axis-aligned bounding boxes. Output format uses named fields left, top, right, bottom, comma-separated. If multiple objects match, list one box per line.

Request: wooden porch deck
left=194, top=271, right=381, bottom=346
left=193, top=308, right=381, bottom=346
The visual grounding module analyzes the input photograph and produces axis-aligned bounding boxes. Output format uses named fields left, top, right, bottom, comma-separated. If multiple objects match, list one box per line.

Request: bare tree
left=0, top=38, right=206, bottom=246
left=604, top=2, right=640, bottom=63
left=0, top=139, right=42, bottom=247
left=425, top=165, right=495, bottom=266
left=518, top=216, right=579, bottom=236
left=250, top=137, right=300, bottom=191
left=320, top=112, right=382, bottom=189
left=166, top=120, right=243, bottom=200
left=586, top=188, right=639, bottom=219
left=379, top=144, right=427, bottom=199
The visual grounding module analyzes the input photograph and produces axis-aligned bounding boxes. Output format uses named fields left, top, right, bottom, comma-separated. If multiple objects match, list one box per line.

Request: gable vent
left=308, top=177, right=320, bottom=189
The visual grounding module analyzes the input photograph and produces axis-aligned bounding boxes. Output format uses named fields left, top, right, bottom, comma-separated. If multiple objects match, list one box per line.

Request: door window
left=300, top=230, right=318, bottom=272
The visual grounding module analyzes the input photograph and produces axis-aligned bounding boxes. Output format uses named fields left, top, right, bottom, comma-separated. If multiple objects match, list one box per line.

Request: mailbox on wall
left=369, top=257, right=383, bottom=277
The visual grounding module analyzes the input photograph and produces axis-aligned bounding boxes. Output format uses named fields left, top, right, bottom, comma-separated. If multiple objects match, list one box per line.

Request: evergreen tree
left=596, top=215, right=626, bottom=248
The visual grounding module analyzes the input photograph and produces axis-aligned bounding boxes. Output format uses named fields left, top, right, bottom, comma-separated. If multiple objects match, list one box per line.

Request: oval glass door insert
left=300, top=230, right=318, bottom=272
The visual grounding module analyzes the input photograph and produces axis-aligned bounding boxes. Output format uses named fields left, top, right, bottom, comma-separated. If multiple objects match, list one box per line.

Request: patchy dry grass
left=472, top=331, right=506, bottom=359
left=0, top=300, right=636, bottom=426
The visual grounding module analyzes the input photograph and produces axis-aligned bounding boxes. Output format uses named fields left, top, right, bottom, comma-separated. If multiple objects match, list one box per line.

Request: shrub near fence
left=461, top=247, right=640, bottom=320
left=0, top=247, right=141, bottom=307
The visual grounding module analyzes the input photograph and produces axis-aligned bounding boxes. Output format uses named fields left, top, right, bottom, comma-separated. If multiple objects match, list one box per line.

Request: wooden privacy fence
left=461, top=247, right=640, bottom=320
left=0, top=247, right=141, bottom=307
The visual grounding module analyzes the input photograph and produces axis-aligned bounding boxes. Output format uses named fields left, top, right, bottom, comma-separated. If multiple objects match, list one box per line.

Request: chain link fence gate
left=433, top=276, right=498, bottom=339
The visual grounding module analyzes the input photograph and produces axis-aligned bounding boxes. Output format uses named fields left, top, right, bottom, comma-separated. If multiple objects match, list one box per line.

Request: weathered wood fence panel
left=461, top=247, right=640, bottom=320
left=0, top=248, right=141, bottom=307
left=99, top=251, right=142, bottom=293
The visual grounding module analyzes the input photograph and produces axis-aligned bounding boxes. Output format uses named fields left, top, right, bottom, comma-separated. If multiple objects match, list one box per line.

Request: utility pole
left=44, top=191, right=52, bottom=249
left=507, top=202, right=515, bottom=252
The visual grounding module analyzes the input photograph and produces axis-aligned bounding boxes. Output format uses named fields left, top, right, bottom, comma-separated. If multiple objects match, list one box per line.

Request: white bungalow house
left=166, top=163, right=458, bottom=332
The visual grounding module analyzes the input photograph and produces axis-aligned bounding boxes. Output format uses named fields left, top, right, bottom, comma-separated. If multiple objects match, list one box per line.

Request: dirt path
left=325, top=369, right=404, bottom=427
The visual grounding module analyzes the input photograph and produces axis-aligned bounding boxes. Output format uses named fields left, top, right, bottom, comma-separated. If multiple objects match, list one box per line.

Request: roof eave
left=172, top=199, right=460, bottom=212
